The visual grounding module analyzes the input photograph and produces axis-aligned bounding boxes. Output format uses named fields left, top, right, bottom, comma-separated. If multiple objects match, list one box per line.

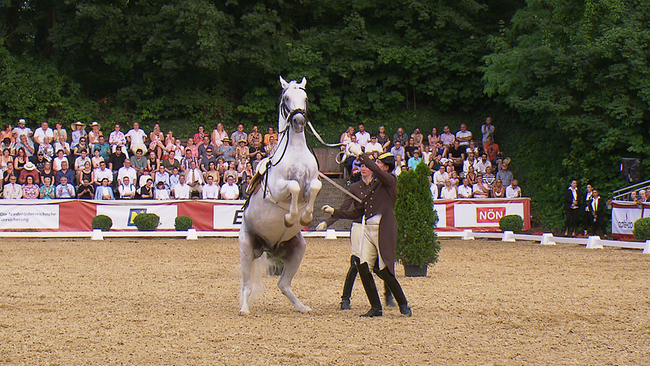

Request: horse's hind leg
left=277, top=234, right=311, bottom=313
left=239, top=228, right=255, bottom=316
left=300, top=178, right=322, bottom=226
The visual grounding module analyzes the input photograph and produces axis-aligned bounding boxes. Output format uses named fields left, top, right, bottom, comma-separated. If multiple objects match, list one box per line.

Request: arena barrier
left=609, top=200, right=650, bottom=240
left=0, top=197, right=530, bottom=233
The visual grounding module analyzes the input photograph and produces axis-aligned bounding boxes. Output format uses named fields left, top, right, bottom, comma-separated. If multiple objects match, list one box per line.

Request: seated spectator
left=1, top=124, right=15, bottom=144
left=465, top=140, right=480, bottom=156
left=109, top=124, right=128, bottom=154
left=154, top=181, right=170, bottom=200
left=506, top=179, right=522, bottom=198
left=117, top=159, right=137, bottom=187
left=1, top=147, right=13, bottom=172
left=39, top=176, right=55, bottom=199
left=393, top=155, right=405, bottom=176
left=22, top=176, right=39, bottom=199
left=440, top=179, right=457, bottom=199
left=131, top=149, right=148, bottom=176
left=54, top=135, right=71, bottom=159
left=235, top=139, right=249, bottom=169
left=411, top=127, right=424, bottom=150
left=483, top=166, right=496, bottom=185
left=194, top=125, right=208, bottom=145
left=13, top=118, right=32, bottom=140
left=138, top=168, right=153, bottom=189
left=4, top=175, right=22, bottom=199
left=473, top=175, right=491, bottom=198
left=637, top=190, right=647, bottom=203
left=433, top=165, right=448, bottom=193
left=492, top=179, right=506, bottom=198
left=108, top=148, right=127, bottom=173
left=74, top=136, right=90, bottom=160
left=94, top=178, right=115, bottom=200
left=172, top=174, right=190, bottom=199
left=30, top=151, right=49, bottom=171
left=77, top=161, right=94, bottom=187
left=377, top=126, right=391, bottom=152
left=200, top=148, right=217, bottom=172
left=180, top=148, right=196, bottom=172
left=475, top=153, right=491, bottom=175
left=220, top=174, right=240, bottom=200
left=125, top=122, right=147, bottom=155
left=139, top=178, right=154, bottom=199
left=15, top=134, right=35, bottom=157
left=70, top=121, right=87, bottom=149
left=231, top=124, right=247, bottom=144
left=447, top=140, right=465, bottom=168
left=202, top=175, right=220, bottom=199
left=76, top=178, right=95, bottom=199
left=74, top=149, right=91, bottom=171
left=251, top=152, right=264, bottom=173
left=147, top=150, right=160, bottom=172
left=38, top=136, right=54, bottom=160
left=463, top=155, right=477, bottom=177
left=205, top=161, right=220, bottom=185
left=247, top=125, right=262, bottom=146
left=407, top=150, right=422, bottom=170
left=154, top=164, right=170, bottom=188
left=53, top=149, right=67, bottom=171
left=96, top=135, right=111, bottom=160
left=2, top=165, right=14, bottom=186
left=56, top=177, right=75, bottom=199
left=169, top=167, right=181, bottom=187
left=390, top=140, right=405, bottom=160
left=19, top=162, right=40, bottom=185
left=39, top=161, right=55, bottom=185
left=240, top=175, right=252, bottom=200
left=392, top=127, right=408, bottom=147
left=219, top=138, right=236, bottom=163
left=429, top=175, right=438, bottom=200
left=496, top=162, right=514, bottom=187
left=265, top=135, right=278, bottom=156
left=56, top=161, right=75, bottom=187
left=14, top=147, right=28, bottom=176
left=457, top=178, right=473, bottom=198
left=93, top=161, right=113, bottom=186
left=427, top=127, right=440, bottom=147
left=455, top=124, right=472, bottom=147
left=149, top=124, right=165, bottom=159
left=449, top=170, right=459, bottom=188
left=185, top=160, right=203, bottom=197
left=33, top=121, right=53, bottom=146
left=339, top=126, right=352, bottom=146
left=264, top=126, right=278, bottom=146
left=118, top=176, right=136, bottom=199
left=355, top=123, right=370, bottom=148
left=465, top=165, right=478, bottom=185
left=198, top=135, right=215, bottom=159
left=484, top=135, right=500, bottom=165
left=248, top=139, right=266, bottom=161
left=404, top=137, right=417, bottom=160
left=163, top=150, right=180, bottom=173
left=440, top=125, right=455, bottom=147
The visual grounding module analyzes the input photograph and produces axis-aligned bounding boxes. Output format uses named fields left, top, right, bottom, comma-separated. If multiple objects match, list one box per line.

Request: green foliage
left=133, top=213, right=160, bottom=232
left=91, top=214, right=113, bottom=232
left=499, top=214, right=524, bottom=233
left=633, top=217, right=650, bottom=241
left=174, top=216, right=194, bottom=231
left=395, top=161, right=441, bottom=267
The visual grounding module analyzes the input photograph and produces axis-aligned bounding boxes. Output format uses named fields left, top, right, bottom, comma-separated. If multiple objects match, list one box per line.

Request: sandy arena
left=1, top=237, right=649, bottom=365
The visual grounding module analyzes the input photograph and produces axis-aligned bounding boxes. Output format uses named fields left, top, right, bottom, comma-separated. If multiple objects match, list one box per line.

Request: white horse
left=238, top=76, right=322, bottom=316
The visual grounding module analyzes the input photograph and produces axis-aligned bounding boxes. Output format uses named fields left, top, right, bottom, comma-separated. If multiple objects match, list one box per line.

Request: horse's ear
left=279, top=76, right=289, bottom=89
left=298, top=77, right=307, bottom=88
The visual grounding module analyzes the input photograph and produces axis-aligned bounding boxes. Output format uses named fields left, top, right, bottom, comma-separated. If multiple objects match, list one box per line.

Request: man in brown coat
left=324, top=151, right=412, bottom=317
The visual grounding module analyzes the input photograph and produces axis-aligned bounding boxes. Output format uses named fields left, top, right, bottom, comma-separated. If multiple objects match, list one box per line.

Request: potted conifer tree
left=395, top=161, right=441, bottom=277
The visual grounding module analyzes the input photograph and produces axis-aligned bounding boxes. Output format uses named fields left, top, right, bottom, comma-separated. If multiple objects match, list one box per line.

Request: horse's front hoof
left=299, top=215, right=313, bottom=227
left=284, top=214, right=295, bottom=227
left=239, top=310, right=250, bottom=316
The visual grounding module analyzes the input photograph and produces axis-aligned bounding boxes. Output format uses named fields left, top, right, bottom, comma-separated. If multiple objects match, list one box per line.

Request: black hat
left=378, top=152, right=395, bottom=171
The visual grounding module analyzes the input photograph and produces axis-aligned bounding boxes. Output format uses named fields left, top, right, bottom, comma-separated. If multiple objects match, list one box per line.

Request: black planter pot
left=403, top=264, right=428, bottom=277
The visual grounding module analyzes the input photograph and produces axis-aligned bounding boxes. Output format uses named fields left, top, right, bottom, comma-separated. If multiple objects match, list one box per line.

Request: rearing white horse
left=238, top=76, right=322, bottom=316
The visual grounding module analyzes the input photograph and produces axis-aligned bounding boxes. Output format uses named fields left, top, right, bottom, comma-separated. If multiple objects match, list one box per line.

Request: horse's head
left=279, top=76, right=308, bottom=133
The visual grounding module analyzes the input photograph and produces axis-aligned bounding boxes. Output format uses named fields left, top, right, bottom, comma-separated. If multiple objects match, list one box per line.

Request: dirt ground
left=1, top=237, right=649, bottom=365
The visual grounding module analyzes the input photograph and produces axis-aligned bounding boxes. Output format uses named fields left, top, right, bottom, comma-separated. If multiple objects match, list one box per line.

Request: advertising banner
left=453, top=201, right=526, bottom=228
left=611, top=204, right=642, bottom=236
left=0, top=203, right=59, bottom=229
left=433, top=204, right=447, bottom=228
left=213, top=204, right=244, bottom=230
left=96, top=205, right=178, bottom=229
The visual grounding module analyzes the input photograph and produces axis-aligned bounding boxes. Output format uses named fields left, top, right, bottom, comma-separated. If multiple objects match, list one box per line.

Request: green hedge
left=499, top=215, right=524, bottom=233
left=174, top=216, right=194, bottom=231
left=633, top=217, right=650, bottom=241
left=134, top=213, right=160, bottom=231
left=91, top=214, right=113, bottom=232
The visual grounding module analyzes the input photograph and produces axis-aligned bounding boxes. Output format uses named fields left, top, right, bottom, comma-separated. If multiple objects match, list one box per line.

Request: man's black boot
left=357, top=262, right=382, bottom=317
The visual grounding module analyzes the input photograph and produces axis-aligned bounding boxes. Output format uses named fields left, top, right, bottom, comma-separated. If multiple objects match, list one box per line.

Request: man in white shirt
left=117, top=159, right=137, bottom=186
left=125, top=122, right=147, bottom=155
left=74, top=149, right=91, bottom=171
left=185, top=160, right=204, bottom=197
left=13, top=119, right=33, bottom=140
left=433, top=165, right=448, bottom=193
left=474, top=153, right=492, bottom=175
left=506, top=179, right=522, bottom=198
left=202, top=175, right=220, bottom=199
left=33, top=121, right=54, bottom=145
left=3, top=175, right=22, bottom=199
left=457, top=178, right=473, bottom=198
left=220, top=175, right=240, bottom=200
left=172, top=174, right=191, bottom=199
left=109, top=124, right=128, bottom=155
left=455, top=124, right=473, bottom=147
left=93, top=161, right=113, bottom=186
left=365, top=135, right=383, bottom=154
left=429, top=176, right=438, bottom=200
left=118, top=176, right=136, bottom=199
left=354, top=123, right=371, bottom=147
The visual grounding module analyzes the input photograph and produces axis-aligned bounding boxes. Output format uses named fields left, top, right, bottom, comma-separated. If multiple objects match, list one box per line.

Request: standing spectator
left=457, top=178, right=473, bottom=198
left=117, top=159, right=137, bottom=186
left=264, top=126, right=278, bottom=146
left=247, top=125, right=262, bottom=146
left=33, top=121, right=54, bottom=146
left=154, top=181, right=170, bottom=200
left=481, top=116, right=495, bottom=144
left=496, top=162, right=514, bottom=187
left=211, top=123, right=228, bottom=147
left=70, top=121, right=87, bottom=149
left=109, top=124, right=128, bottom=155
left=392, top=127, right=408, bottom=147
left=231, top=124, right=247, bottom=144
left=22, top=176, right=39, bottom=199
left=4, top=175, right=22, bottom=199
left=582, top=184, right=594, bottom=236
left=94, top=178, right=115, bottom=200
left=377, top=126, right=391, bottom=152
left=56, top=161, right=75, bottom=186
left=355, top=123, right=371, bottom=147
left=218, top=138, right=236, bottom=162
left=39, top=176, right=55, bottom=199
left=220, top=174, right=240, bottom=199
left=13, top=119, right=33, bottom=140
left=589, top=189, right=607, bottom=238
left=19, top=162, right=40, bottom=184
left=93, top=161, right=113, bottom=186
left=440, top=125, right=455, bottom=147
left=171, top=174, right=190, bottom=199
left=506, top=179, right=521, bottom=198
left=15, top=134, right=35, bottom=157
left=118, top=176, right=136, bottom=199
left=56, top=176, right=75, bottom=198
left=76, top=178, right=95, bottom=199
left=125, top=122, right=147, bottom=155
left=455, top=124, right=472, bottom=147
left=564, top=180, right=581, bottom=237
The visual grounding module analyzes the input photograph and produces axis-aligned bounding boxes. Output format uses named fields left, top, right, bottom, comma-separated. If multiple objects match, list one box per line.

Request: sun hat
left=24, top=162, right=36, bottom=171
left=71, top=121, right=86, bottom=130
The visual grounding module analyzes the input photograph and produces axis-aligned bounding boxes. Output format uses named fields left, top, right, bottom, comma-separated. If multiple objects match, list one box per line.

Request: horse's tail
left=246, top=252, right=273, bottom=304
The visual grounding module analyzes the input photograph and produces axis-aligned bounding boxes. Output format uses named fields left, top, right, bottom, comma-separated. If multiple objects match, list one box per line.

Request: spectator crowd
left=0, top=119, right=279, bottom=200
left=340, top=117, right=522, bottom=200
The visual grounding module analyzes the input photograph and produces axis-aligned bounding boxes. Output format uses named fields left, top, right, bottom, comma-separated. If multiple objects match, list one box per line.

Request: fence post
left=540, top=233, right=556, bottom=245
left=91, top=229, right=104, bottom=241
left=462, top=229, right=474, bottom=240
left=586, top=236, right=603, bottom=249
left=324, top=228, right=338, bottom=240
left=502, top=231, right=515, bottom=242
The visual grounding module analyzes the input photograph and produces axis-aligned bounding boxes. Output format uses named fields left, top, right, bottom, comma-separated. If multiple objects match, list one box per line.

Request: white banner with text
left=0, top=204, right=59, bottom=229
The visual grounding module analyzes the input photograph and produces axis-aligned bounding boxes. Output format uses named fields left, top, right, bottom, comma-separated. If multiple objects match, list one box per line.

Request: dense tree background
left=1, top=0, right=649, bottom=229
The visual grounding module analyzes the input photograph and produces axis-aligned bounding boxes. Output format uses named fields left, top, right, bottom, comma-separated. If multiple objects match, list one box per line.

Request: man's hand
left=315, top=221, right=328, bottom=231
left=322, top=205, right=335, bottom=214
